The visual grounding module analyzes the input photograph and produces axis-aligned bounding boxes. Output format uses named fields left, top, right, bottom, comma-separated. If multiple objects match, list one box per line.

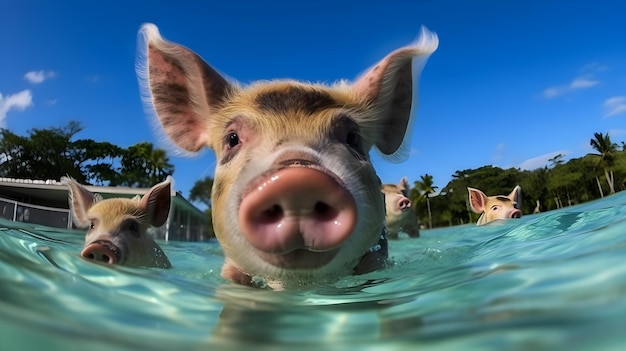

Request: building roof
left=0, top=177, right=205, bottom=217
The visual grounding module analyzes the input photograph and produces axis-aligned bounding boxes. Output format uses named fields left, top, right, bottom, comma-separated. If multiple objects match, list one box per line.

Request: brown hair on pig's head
left=137, top=24, right=437, bottom=287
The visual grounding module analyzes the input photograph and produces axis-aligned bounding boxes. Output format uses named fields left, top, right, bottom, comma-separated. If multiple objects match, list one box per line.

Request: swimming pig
left=468, top=185, right=522, bottom=225
left=382, top=177, right=420, bottom=238
left=62, top=176, right=172, bottom=268
left=136, top=23, right=437, bottom=288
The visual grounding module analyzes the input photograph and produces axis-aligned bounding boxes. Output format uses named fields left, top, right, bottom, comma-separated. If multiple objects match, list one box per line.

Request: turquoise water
left=2, top=193, right=626, bottom=350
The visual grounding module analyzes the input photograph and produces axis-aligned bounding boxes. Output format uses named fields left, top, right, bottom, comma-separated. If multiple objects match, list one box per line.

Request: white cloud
left=569, top=77, right=598, bottom=89
left=0, top=90, right=33, bottom=127
left=542, top=75, right=599, bottom=99
left=518, top=150, right=568, bottom=170
left=24, top=70, right=56, bottom=84
left=604, top=96, right=626, bottom=117
left=579, top=62, right=609, bottom=74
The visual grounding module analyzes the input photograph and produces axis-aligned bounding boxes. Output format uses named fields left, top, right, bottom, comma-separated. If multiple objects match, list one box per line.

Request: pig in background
left=468, top=185, right=522, bottom=226
left=382, top=177, right=420, bottom=239
left=62, top=176, right=172, bottom=269
left=137, top=23, right=437, bottom=288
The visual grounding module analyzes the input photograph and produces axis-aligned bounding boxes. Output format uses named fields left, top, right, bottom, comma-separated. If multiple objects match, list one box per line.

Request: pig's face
left=468, top=185, right=523, bottom=226
left=382, top=177, right=420, bottom=238
left=382, top=177, right=412, bottom=219
left=63, top=177, right=172, bottom=268
left=81, top=200, right=160, bottom=266
left=209, top=83, right=386, bottom=283
left=137, top=24, right=438, bottom=286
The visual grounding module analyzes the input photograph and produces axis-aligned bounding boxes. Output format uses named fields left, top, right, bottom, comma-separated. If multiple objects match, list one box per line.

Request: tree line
left=0, top=121, right=217, bottom=236
left=410, top=132, right=626, bottom=228
left=0, top=121, right=174, bottom=187
left=2, top=123, right=624, bottom=232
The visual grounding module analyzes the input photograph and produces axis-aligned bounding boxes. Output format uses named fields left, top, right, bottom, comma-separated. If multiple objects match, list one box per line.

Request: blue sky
left=1, top=0, right=625, bottom=204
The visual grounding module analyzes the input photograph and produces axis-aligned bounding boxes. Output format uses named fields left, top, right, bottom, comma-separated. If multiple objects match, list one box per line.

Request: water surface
left=1, top=192, right=626, bottom=350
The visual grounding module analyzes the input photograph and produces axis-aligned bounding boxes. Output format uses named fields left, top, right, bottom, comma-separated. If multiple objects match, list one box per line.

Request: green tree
left=189, top=176, right=214, bottom=208
left=73, top=138, right=123, bottom=186
left=549, top=153, right=565, bottom=168
left=0, top=121, right=88, bottom=182
left=0, top=122, right=175, bottom=188
left=119, top=142, right=174, bottom=187
left=590, top=132, right=618, bottom=194
left=189, top=176, right=215, bottom=237
left=413, top=174, right=438, bottom=229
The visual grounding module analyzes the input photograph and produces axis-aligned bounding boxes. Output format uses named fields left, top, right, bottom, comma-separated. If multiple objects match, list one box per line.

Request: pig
left=136, top=23, right=437, bottom=288
left=382, top=177, right=420, bottom=238
left=468, top=185, right=522, bottom=226
left=62, top=176, right=172, bottom=269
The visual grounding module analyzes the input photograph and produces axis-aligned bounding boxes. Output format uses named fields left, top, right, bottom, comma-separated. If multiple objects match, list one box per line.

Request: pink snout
left=508, top=208, right=522, bottom=219
left=397, top=197, right=411, bottom=211
left=81, top=240, right=120, bottom=264
left=238, top=167, right=357, bottom=255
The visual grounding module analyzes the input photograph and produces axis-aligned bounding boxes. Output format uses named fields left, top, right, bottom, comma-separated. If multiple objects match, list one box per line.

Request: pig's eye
left=89, top=222, right=95, bottom=230
left=127, top=220, right=140, bottom=237
left=227, top=132, right=240, bottom=149
left=334, top=115, right=363, bottom=156
left=346, top=132, right=359, bottom=148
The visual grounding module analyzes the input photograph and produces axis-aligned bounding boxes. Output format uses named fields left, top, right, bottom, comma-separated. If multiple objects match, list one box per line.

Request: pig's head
left=382, top=177, right=419, bottom=239
left=137, top=24, right=437, bottom=287
left=468, top=185, right=522, bottom=226
left=382, top=177, right=412, bottom=218
left=62, top=176, right=172, bottom=268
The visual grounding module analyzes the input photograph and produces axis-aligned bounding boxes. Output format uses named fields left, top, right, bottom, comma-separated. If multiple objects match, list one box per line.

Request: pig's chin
left=255, top=248, right=339, bottom=270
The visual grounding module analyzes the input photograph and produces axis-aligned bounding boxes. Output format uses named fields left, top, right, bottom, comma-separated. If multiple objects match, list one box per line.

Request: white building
left=0, top=178, right=211, bottom=241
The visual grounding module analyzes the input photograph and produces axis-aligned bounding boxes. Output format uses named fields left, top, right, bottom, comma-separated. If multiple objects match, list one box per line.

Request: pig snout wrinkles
left=81, top=240, right=120, bottom=264
left=238, top=167, right=357, bottom=255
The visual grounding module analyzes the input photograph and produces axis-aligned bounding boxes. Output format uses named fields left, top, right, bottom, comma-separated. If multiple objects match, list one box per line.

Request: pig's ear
left=61, top=176, right=96, bottom=228
left=398, top=176, right=409, bottom=191
left=468, top=187, right=488, bottom=214
left=137, top=23, right=234, bottom=153
left=508, top=185, right=522, bottom=209
left=353, top=27, right=438, bottom=161
left=142, top=176, right=172, bottom=227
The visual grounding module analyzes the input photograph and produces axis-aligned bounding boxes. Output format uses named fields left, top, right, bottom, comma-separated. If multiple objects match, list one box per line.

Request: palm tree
left=590, top=132, right=618, bottom=194
left=548, top=153, right=565, bottom=168
left=414, top=174, right=438, bottom=228
left=147, top=147, right=174, bottom=184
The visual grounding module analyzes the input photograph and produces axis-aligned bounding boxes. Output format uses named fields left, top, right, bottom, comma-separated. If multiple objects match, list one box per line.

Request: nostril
left=259, top=204, right=284, bottom=223
left=81, top=241, right=120, bottom=264
left=313, top=201, right=338, bottom=221
left=398, top=198, right=411, bottom=209
left=238, top=167, right=357, bottom=254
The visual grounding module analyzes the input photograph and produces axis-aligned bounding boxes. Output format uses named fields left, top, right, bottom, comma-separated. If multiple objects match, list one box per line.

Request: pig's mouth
left=257, top=249, right=339, bottom=269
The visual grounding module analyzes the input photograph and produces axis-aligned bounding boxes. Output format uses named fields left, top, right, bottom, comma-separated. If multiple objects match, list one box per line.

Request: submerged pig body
left=382, top=177, right=420, bottom=239
left=137, top=24, right=437, bottom=287
left=468, top=185, right=523, bottom=226
left=62, top=177, right=172, bottom=268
